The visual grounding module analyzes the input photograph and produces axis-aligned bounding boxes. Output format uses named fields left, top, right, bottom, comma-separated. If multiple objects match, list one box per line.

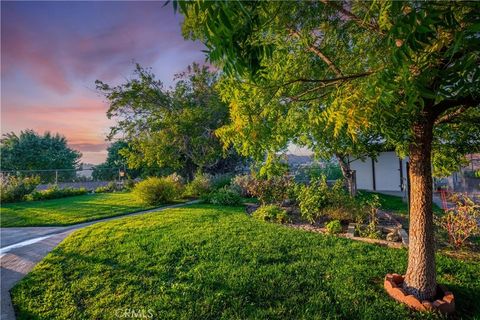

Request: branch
left=281, top=72, right=374, bottom=87
left=431, top=95, right=479, bottom=121
left=290, top=29, right=343, bottom=77
left=319, top=0, right=384, bottom=35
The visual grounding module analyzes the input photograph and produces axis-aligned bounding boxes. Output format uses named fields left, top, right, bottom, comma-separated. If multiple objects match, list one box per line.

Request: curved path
left=0, top=200, right=199, bottom=320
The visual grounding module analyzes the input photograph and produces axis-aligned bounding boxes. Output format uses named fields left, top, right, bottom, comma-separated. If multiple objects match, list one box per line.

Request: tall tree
left=179, top=1, right=480, bottom=300
left=0, top=130, right=82, bottom=182
left=96, top=63, right=244, bottom=180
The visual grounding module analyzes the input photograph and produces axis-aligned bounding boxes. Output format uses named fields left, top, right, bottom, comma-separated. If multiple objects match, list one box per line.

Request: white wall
left=375, top=152, right=402, bottom=191
left=350, top=158, right=373, bottom=190
left=350, top=151, right=408, bottom=192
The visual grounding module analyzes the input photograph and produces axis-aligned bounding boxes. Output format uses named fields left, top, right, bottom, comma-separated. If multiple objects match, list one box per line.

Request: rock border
left=347, top=223, right=409, bottom=247
left=384, top=274, right=455, bottom=314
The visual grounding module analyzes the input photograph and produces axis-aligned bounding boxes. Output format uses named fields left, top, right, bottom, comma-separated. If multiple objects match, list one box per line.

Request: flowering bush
left=437, top=194, right=480, bottom=249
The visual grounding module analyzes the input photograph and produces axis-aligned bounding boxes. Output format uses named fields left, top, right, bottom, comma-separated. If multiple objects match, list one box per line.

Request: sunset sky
left=1, top=1, right=206, bottom=164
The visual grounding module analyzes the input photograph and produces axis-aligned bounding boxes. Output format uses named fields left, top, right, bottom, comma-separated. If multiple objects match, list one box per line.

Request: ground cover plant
left=0, top=193, right=163, bottom=227
left=11, top=204, right=480, bottom=319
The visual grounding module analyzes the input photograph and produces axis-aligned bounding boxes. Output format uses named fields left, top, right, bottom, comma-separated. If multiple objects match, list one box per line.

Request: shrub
left=203, top=187, right=242, bottom=206
left=133, top=177, right=177, bottom=205
left=247, top=175, right=296, bottom=205
left=184, top=172, right=212, bottom=197
left=325, top=220, right=342, bottom=234
left=164, top=173, right=185, bottom=195
left=296, top=177, right=369, bottom=223
left=123, top=179, right=136, bottom=191
left=436, top=194, right=480, bottom=249
left=211, top=173, right=234, bottom=190
left=252, top=204, right=289, bottom=224
left=95, top=181, right=123, bottom=193
left=26, top=186, right=88, bottom=201
left=0, top=175, right=40, bottom=203
left=231, top=174, right=256, bottom=197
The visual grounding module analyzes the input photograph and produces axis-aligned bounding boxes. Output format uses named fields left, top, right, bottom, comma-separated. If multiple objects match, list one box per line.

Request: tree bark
left=403, top=117, right=437, bottom=301
left=336, top=154, right=355, bottom=196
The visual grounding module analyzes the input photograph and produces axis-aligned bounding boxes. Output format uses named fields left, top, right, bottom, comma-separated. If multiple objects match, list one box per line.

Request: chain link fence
left=0, top=167, right=132, bottom=191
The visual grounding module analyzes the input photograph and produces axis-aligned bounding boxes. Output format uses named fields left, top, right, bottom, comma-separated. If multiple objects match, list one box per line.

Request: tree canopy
left=0, top=130, right=81, bottom=171
left=180, top=0, right=480, bottom=177
left=0, top=130, right=81, bottom=182
left=96, top=63, right=245, bottom=179
left=178, top=0, right=480, bottom=301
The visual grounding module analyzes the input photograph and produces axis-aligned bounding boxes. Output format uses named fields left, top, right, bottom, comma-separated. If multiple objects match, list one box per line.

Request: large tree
left=0, top=130, right=82, bottom=182
left=96, top=63, right=244, bottom=180
left=178, top=1, right=480, bottom=300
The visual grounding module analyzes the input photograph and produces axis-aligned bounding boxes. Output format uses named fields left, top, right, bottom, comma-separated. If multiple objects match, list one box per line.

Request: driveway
left=0, top=200, right=199, bottom=320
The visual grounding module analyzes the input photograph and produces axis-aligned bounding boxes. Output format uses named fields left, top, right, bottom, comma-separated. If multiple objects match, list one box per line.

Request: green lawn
left=0, top=193, right=163, bottom=227
left=11, top=204, right=479, bottom=319
left=357, top=191, right=443, bottom=216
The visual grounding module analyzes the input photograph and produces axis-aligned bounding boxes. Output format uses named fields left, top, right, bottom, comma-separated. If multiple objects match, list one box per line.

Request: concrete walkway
left=0, top=200, right=199, bottom=320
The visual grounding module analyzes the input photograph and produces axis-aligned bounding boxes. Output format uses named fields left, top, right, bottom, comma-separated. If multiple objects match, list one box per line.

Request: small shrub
left=203, top=187, right=242, bottom=206
left=0, top=175, right=40, bottom=203
left=231, top=174, right=256, bottom=197
left=26, top=186, right=88, bottom=201
left=95, top=181, right=122, bottom=193
left=123, top=179, right=136, bottom=191
left=325, top=220, right=342, bottom=234
left=437, top=194, right=480, bottom=249
left=296, top=177, right=370, bottom=223
left=133, top=177, right=177, bottom=205
left=247, top=175, right=296, bottom=205
left=252, top=204, right=289, bottom=224
left=184, top=172, right=212, bottom=197
left=164, top=173, right=185, bottom=195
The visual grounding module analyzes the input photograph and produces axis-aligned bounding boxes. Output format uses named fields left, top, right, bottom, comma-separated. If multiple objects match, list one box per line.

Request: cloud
left=69, top=143, right=109, bottom=153
left=1, top=1, right=207, bottom=164
left=1, top=2, right=205, bottom=93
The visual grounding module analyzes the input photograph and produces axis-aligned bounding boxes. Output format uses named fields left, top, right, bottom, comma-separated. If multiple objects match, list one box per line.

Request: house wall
left=375, top=152, right=402, bottom=191
left=350, top=158, right=373, bottom=190
left=350, top=151, right=408, bottom=192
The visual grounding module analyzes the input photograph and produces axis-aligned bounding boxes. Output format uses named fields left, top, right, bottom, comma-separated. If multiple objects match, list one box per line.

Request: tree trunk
left=336, top=154, right=355, bottom=196
left=403, top=117, right=437, bottom=301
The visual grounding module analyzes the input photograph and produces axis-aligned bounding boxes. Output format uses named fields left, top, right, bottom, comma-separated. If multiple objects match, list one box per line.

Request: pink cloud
left=2, top=16, right=71, bottom=93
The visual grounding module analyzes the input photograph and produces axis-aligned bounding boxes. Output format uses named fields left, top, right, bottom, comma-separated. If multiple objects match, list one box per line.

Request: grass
left=0, top=192, right=172, bottom=227
left=11, top=204, right=480, bottom=319
left=357, top=191, right=443, bottom=216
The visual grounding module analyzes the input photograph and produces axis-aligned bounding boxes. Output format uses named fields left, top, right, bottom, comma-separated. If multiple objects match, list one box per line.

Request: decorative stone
left=384, top=274, right=455, bottom=314
left=386, top=230, right=401, bottom=242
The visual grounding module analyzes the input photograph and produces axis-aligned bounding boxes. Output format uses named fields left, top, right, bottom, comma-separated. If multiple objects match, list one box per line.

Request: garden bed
left=247, top=204, right=409, bottom=249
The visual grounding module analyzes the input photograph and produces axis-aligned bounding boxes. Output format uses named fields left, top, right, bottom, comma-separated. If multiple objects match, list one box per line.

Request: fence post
left=55, top=170, right=58, bottom=185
